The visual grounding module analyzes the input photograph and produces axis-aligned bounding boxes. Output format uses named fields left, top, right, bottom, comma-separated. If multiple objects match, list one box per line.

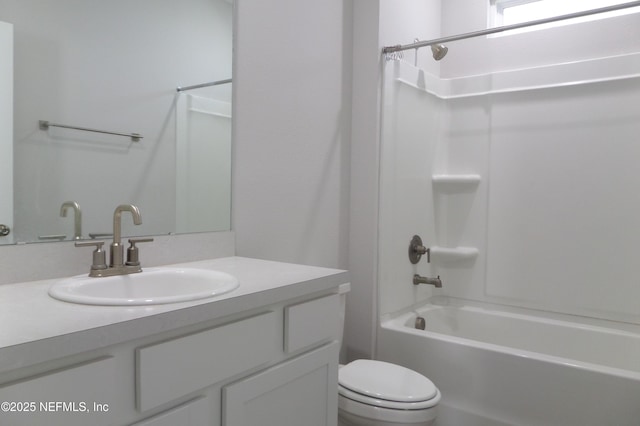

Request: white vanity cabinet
left=135, top=294, right=341, bottom=426
left=0, top=291, right=343, bottom=426
left=223, top=341, right=338, bottom=426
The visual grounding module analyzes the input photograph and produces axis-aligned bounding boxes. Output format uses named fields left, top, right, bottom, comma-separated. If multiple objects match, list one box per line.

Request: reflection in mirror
left=0, top=0, right=233, bottom=245
left=0, top=20, right=12, bottom=244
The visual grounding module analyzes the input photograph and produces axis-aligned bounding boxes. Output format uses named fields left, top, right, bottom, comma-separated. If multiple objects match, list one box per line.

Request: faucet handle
left=409, top=235, right=430, bottom=264
left=75, top=241, right=108, bottom=272
left=126, top=238, right=154, bottom=267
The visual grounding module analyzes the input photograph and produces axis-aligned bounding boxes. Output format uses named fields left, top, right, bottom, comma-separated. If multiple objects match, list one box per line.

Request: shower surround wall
left=378, top=3, right=640, bottom=325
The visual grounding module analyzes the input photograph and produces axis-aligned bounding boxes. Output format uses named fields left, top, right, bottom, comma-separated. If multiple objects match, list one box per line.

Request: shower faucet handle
left=409, top=235, right=430, bottom=264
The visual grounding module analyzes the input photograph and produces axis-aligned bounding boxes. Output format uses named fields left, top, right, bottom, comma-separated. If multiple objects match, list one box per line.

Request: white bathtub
left=377, top=298, right=640, bottom=426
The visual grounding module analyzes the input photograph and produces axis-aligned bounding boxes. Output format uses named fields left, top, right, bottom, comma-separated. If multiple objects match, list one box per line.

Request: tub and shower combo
left=375, top=2, right=640, bottom=425
left=379, top=299, right=640, bottom=425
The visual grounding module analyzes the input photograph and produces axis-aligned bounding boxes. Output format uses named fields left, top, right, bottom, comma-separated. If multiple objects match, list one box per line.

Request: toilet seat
left=338, top=360, right=440, bottom=410
left=338, top=385, right=440, bottom=410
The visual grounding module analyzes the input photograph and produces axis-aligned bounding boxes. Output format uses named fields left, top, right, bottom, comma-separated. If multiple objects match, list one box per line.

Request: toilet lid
left=338, top=360, right=438, bottom=403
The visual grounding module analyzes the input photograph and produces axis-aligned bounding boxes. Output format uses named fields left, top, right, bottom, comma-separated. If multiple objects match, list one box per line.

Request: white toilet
left=336, top=286, right=441, bottom=425
left=337, top=359, right=441, bottom=426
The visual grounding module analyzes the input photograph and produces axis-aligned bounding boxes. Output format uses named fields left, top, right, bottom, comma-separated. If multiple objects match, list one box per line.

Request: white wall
left=5, top=0, right=232, bottom=242
left=233, top=0, right=443, bottom=360
left=233, top=0, right=361, bottom=359
left=338, top=0, right=444, bottom=359
left=347, top=0, right=381, bottom=361
left=233, top=0, right=351, bottom=269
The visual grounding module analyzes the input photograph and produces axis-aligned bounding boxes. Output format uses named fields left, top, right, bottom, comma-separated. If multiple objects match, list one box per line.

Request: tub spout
left=413, top=274, right=442, bottom=288
left=415, top=316, right=426, bottom=330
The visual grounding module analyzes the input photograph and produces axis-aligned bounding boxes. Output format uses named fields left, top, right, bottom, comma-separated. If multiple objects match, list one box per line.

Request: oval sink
left=49, top=267, right=239, bottom=306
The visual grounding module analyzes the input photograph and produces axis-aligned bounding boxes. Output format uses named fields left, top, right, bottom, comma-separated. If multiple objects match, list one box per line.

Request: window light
left=490, top=0, right=640, bottom=34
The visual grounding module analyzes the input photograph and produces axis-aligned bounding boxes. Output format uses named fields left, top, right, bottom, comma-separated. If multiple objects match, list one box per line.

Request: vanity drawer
left=132, top=396, right=210, bottom=426
left=284, top=294, right=340, bottom=353
left=0, top=357, right=115, bottom=426
left=136, top=311, right=279, bottom=412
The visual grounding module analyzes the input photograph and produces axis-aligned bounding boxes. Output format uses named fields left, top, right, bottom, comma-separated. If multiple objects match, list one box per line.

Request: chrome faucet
left=60, top=201, right=82, bottom=240
left=75, top=204, right=153, bottom=277
left=413, top=274, right=442, bottom=288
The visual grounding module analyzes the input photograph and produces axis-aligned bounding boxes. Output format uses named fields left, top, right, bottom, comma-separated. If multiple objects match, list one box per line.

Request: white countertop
left=0, top=256, right=349, bottom=374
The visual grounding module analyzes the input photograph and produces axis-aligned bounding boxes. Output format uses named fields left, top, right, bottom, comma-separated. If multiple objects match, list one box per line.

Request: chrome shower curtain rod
left=382, top=0, right=640, bottom=54
left=176, top=78, right=232, bottom=92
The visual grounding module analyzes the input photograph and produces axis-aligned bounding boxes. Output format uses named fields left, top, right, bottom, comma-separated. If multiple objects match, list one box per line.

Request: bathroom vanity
left=0, top=257, right=348, bottom=426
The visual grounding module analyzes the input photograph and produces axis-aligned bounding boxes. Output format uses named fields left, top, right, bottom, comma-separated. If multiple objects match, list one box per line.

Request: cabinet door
left=131, top=397, right=210, bottom=426
left=0, top=357, right=115, bottom=426
left=223, top=341, right=338, bottom=426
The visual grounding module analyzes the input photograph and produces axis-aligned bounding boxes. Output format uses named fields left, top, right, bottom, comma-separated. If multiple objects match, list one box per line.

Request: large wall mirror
left=0, top=0, right=233, bottom=245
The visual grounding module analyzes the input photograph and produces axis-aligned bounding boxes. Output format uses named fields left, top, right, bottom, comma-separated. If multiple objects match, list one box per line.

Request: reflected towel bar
left=39, top=120, right=143, bottom=142
left=176, top=78, right=232, bottom=92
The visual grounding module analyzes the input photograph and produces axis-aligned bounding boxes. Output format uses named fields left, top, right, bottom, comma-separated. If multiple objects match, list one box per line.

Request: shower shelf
left=432, top=174, right=481, bottom=190
left=430, top=246, right=479, bottom=263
